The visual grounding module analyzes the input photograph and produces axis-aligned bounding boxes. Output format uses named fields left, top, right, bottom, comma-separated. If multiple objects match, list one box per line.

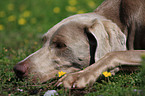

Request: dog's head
left=14, top=13, right=126, bottom=82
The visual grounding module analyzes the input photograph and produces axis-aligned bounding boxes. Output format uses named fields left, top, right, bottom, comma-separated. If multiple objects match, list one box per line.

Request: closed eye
left=54, top=42, right=67, bottom=49
left=42, top=36, right=47, bottom=43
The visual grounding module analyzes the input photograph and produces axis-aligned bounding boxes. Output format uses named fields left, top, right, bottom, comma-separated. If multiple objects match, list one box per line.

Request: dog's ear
left=84, top=19, right=127, bottom=64
left=84, top=27, right=97, bottom=65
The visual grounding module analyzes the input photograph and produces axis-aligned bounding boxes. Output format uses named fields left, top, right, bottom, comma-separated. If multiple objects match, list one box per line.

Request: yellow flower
left=30, top=18, right=37, bottom=24
left=8, top=4, right=14, bottom=11
left=19, top=5, right=26, bottom=11
left=23, top=11, right=31, bottom=17
left=34, top=42, right=38, bottom=45
left=8, top=15, right=16, bottom=22
left=66, top=6, right=77, bottom=12
left=53, top=7, right=60, bottom=14
left=68, top=0, right=77, bottom=6
left=103, top=71, right=111, bottom=77
left=37, top=26, right=43, bottom=32
left=77, top=10, right=85, bottom=14
left=18, top=18, right=26, bottom=25
left=0, top=24, right=4, bottom=31
left=88, top=1, right=96, bottom=8
left=0, top=11, right=6, bottom=18
left=24, top=39, right=29, bottom=44
left=58, top=71, right=66, bottom=77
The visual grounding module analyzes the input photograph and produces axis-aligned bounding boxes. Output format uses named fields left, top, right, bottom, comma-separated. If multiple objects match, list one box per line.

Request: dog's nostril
left=14, top=64, right=27, bottom=78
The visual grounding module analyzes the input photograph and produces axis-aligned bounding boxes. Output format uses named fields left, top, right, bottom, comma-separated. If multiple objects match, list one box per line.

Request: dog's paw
left=55, top=71, right=96, bottom=89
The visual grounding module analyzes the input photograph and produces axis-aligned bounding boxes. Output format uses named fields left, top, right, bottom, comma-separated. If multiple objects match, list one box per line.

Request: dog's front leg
left=56, top=50, right=145, bottom=89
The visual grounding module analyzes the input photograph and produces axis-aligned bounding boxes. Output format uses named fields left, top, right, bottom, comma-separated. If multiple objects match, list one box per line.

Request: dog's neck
left=95, top=0, right=145, bottom=50
left=94, top=0, right=123, bottom=31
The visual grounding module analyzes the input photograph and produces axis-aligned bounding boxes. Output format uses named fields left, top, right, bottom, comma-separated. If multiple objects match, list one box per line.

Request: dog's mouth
left=13, top=65, right=29, bottom=79
left=13, top=57, right=83, bottom=83
left=14, top=71, right=28, bottom=79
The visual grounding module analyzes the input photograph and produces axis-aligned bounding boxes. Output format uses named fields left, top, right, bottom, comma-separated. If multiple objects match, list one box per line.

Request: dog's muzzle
left=13, top=60, right=29, bottom=78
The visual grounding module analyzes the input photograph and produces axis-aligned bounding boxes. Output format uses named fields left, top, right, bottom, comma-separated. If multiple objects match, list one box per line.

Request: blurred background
left=0, top=0, right=103, bottom=49
left=0, top=0, right=104, bottom=64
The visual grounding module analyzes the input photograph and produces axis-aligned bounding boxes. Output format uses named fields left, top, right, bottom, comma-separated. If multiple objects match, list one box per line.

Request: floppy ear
left=84, top=19, right=127, bottom=63
left=84, top=27, right=97, bottom=65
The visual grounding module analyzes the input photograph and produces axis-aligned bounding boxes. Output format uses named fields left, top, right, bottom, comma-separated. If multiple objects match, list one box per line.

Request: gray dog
left=14, top=0, right=145, bottom=89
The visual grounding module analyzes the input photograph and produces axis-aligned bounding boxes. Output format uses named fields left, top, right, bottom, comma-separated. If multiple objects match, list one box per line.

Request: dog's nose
left=13, top=61, right=28, bottom=78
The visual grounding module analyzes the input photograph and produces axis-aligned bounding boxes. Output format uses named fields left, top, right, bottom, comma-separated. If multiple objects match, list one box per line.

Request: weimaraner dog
left=14, top=0, right=145, bottom=89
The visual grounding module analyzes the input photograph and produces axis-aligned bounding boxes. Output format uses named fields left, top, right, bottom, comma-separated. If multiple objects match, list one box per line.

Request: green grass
left=0, top=0, right=145, bottom=95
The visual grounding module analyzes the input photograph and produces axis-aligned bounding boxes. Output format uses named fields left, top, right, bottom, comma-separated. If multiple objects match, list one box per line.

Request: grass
left=0, top=0, right=145, bottom=95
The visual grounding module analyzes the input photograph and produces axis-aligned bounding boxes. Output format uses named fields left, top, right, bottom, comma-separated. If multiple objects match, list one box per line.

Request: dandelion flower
left=103, top=71, right=111, bottom=77
left=37, top=26, right=43, bottom=32
left=58, top=71, right=66, bottom=77
left=19, top=5, right=26, bottom=11
left=66, top=6, right=77, bottom=13
left=34, top=42, right=38, bottom=45
left=77, top=10, right=85, bottom=14
left=68, top=0, right=77, bottom=6
left=53, top=7, right=60, bottom=14
left=0, top=11, right=6, bottom=18
left=8, top=4, right=14, bottom=11
left=30, top=18, right=37, bottom=24
left=88, top=1, right=96, bottom=8
left=24, top=39, right=29, bottom=44
left=18, top=18, right=26, bottom=25
left=23, top=11, right=31, bottom=17
left=0, top=24, right=4, bottom=31
left=8, top=15, right=16, bottom=22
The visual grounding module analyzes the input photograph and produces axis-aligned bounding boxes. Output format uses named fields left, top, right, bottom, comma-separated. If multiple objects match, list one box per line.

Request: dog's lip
left=15, top=70, right=29, bottom=78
